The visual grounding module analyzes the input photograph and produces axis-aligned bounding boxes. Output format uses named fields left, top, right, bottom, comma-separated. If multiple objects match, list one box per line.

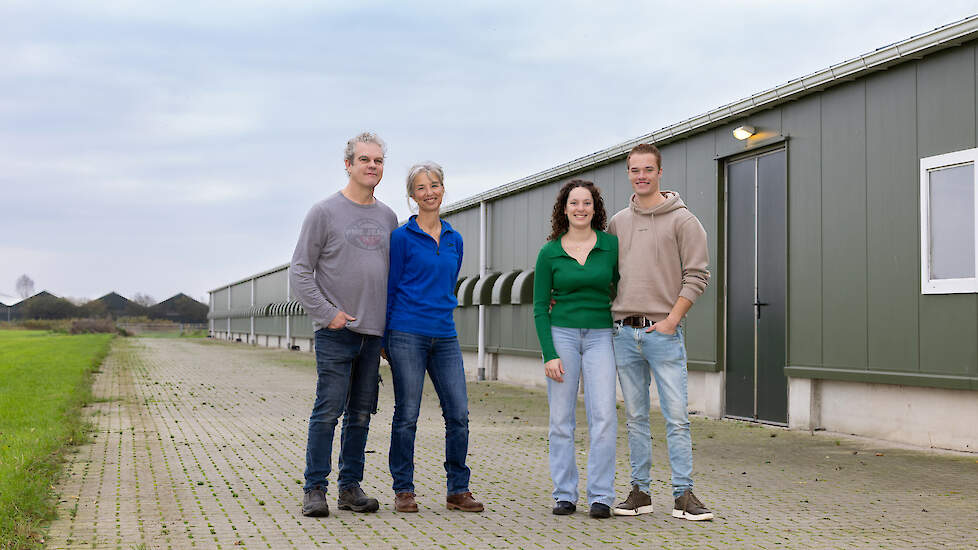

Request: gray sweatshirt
left=290, top=191, right=398, bottom=336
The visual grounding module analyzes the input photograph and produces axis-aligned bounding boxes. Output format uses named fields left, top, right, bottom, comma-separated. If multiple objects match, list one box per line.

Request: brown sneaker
left=446, top=491, right=484, bottom=512
left=613, top=485, right=653, bottom=516
left=672, top=489, right=714, bottom=521
left=394, top=492, right=418, bottom=513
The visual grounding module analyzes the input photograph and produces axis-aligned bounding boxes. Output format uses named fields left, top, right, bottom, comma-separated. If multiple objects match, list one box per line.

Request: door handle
left=753, top=301, right=769, bottom=319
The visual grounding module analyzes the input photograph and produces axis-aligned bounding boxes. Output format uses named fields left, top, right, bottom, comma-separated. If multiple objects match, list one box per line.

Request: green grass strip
left=0, top=330, right=113, bottom=549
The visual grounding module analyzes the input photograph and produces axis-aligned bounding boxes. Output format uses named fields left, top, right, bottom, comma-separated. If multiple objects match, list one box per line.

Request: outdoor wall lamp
left=733, top=125, right=756, bottom=140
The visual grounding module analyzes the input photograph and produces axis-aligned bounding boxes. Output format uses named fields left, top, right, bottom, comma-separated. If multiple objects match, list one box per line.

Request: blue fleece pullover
left=386, top=216, right=463, bottom=338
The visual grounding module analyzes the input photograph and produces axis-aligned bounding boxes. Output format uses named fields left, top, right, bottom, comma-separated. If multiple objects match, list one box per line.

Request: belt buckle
left=619, top=315, right=647, bottom=328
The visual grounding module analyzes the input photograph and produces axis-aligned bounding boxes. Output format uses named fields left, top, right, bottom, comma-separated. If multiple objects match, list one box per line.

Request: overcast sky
left=2, top=1, right=977, bottom=305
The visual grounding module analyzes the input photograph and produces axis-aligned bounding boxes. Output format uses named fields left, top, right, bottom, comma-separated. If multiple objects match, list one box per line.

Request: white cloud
left=135, top=87, right=266, bottom=140
left=95, top=177, right=261, bottom=204
left=0, top=42, right=72, bottom=75
left=2, top=0, right=347, bottom=28
left=145, top=111, right=260, bottom=140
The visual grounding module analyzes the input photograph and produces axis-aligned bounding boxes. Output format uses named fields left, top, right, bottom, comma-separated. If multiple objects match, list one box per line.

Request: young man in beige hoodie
left=608, top=143, right=714, bottom=521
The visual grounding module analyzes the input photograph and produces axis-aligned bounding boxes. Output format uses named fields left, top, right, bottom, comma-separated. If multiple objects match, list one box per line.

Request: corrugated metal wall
left=255, top=316, right=286, bottom=336
left=779, top=44, right=977, bottom=385
left=256, top=269, right=288, bottom=304
left=212, top=288, right=229, bottom=315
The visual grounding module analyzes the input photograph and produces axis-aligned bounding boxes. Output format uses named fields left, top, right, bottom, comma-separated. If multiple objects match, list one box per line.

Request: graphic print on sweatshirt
left=345, top=218, right=387, bottom=250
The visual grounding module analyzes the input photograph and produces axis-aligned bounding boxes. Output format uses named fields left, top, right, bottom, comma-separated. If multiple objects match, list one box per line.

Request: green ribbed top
left=532, top=231, right=619, bottom=361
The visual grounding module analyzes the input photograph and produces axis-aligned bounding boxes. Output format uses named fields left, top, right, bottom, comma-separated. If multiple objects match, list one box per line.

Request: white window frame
left=919, top=147, right=978, bottom=294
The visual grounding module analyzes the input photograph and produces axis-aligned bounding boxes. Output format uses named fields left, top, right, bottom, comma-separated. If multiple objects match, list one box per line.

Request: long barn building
left=210, top=16, right=978, bottom=453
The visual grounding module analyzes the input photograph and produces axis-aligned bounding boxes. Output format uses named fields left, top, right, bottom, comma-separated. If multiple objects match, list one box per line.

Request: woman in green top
left=533, top=179, right=619, bottom=519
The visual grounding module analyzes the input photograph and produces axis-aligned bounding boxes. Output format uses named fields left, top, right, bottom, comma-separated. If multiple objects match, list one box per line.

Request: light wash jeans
left=613, top=324, right=692, bottom=498
left=547, top=326, right=617, bottom=507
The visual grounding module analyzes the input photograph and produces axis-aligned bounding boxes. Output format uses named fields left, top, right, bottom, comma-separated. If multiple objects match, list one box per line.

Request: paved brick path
left=45, top=338, right=978, bottom=549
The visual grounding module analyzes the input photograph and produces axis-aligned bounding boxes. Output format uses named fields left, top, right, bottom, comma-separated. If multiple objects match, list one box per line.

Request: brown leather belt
left=617, top=315, right=652, bottom=328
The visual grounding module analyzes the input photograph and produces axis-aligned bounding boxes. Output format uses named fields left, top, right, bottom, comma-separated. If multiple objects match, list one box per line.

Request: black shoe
left=672, top=489, right=714, bottom=521
left=337, top=486, right=380, bottom=513
left=589, top=503, right=612, bottom=519
left=552, top=501, right=576, bottom=515
left=302, top=487, right=330, bottom=517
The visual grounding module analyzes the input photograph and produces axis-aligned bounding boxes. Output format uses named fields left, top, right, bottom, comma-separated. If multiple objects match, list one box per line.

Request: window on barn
left=920, top=147, right=978, bottom=294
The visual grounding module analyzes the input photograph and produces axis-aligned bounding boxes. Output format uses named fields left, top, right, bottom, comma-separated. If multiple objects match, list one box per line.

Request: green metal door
left=724, top=149, right=788, bottom=424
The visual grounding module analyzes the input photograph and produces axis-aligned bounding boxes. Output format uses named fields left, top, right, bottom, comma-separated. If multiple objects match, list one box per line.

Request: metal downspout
left=226, top=285, right=231, bottom=340
left=477, top=201, right=487, bottom=381
left=285, top=265, right=291, bottom=348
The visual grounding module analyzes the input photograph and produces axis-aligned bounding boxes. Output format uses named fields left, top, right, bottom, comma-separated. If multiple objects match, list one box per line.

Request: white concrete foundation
left=209, top=331, right=312, bottom=353
left=688, top=370, right=725, bottom=419
left=463, top=351, right=600, bottom=394
left=789, top=377, right=977, bottom=452
left=787, top=377, right=818, bottom=430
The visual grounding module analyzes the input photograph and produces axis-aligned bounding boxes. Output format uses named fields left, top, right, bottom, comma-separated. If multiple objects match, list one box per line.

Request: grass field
left=0, top=330, right=113, bottom=549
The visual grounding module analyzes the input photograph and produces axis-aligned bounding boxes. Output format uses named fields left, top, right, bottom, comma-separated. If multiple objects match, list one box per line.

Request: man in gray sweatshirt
left=291, top=132, right=398, bottom=517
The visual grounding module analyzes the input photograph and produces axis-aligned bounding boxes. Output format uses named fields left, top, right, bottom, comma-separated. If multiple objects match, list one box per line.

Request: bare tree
left=15, top=274, right=34, bottom=299
left=132, top=292, right=156, bottom=307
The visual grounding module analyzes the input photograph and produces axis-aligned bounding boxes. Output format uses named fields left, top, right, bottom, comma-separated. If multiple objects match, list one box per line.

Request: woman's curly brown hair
left=548, top=179, right=608, bottom=241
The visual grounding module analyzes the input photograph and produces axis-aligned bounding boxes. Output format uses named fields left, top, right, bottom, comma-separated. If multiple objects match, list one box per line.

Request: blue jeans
left=303, top=327, right=381, bottom=493
left=614, top=324, right=692, bottom=498
left=547, top=327, right=617, bottom=506
left=387, top=330, right=471, bottom=495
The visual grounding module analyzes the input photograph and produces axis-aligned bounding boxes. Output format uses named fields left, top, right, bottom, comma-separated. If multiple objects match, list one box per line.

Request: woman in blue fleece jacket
left=385, top=162, right=483, bottom=514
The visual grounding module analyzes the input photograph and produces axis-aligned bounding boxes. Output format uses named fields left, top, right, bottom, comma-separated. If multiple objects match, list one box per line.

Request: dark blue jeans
left=387, top=330, right=471, bottom=495
left=303, top=327, right=381, bottom=493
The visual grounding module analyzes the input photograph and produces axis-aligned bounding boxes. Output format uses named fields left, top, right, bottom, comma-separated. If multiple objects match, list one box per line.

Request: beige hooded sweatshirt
left=608, top=191, right=710, bottom=323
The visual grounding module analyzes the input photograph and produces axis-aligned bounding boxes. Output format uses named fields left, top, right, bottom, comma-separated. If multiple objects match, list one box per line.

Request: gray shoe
left=613, top=485, right=653, bottom=516
left=672, top=489, right=714, bottom=521
left=302, top=487, right=330, bottom=517
left=337, top=486, right=380, bottom=513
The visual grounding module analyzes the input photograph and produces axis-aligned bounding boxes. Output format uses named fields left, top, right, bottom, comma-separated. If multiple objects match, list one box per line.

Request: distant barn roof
left=149, top=293, right=208, bottom=323
left=95, top=291, right=134, bottom=310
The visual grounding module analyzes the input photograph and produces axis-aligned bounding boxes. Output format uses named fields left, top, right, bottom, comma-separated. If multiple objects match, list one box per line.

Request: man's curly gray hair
left=344, top=132, right=387, bottom=164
